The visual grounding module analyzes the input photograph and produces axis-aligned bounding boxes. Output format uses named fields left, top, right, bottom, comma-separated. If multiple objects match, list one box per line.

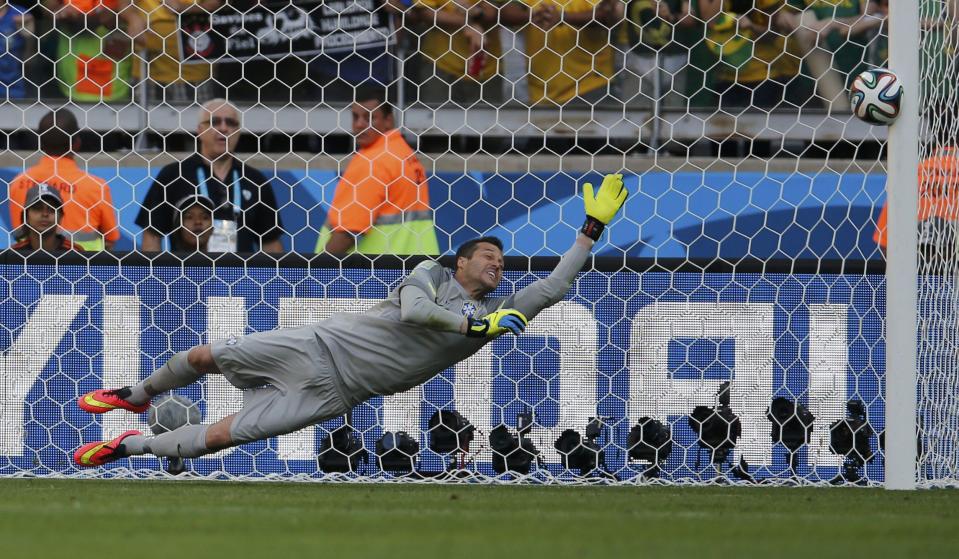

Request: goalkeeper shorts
left=211, top=326, right=351, bottom=444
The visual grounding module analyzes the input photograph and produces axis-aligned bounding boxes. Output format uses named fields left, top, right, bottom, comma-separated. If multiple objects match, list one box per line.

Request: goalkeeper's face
left=457, top=242, right=504, bottom=295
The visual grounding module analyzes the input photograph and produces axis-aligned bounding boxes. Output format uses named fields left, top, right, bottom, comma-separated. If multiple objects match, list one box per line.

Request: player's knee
left=187, top=345, right=220, bottom=374
left=205, top=417, right=235, bottom=450
left=205, top=429, right=232, bottom=450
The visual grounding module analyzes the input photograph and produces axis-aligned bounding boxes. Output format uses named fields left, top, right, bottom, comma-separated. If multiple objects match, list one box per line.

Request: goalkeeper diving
left=73, top=174, right=629, bottom=466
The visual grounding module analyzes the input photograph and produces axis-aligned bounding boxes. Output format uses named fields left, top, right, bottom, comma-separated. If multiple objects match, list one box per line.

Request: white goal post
left=884, top=0, right=919, bottom=491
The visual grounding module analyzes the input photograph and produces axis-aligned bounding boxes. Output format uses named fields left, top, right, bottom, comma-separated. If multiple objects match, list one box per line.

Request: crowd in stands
left=0, top=0, right=903, bottom=110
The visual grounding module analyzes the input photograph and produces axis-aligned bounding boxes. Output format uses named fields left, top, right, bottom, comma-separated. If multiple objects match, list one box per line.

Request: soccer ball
left=148, top=394, right=201, bottom=435
left=849, top=69, right=903, bottom=125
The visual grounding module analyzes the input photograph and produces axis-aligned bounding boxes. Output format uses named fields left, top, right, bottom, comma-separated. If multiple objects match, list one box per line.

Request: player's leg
left=75, top=346, right=351, bottom=467
left=74, top=327, right=348, bottom=466
left=136, top=329, right=349, bottom=459
left=75, top=384, right=348, bottom=466
left=78, top=345, right=217, bottom=414
left=74, top=414, right=236, bottom=466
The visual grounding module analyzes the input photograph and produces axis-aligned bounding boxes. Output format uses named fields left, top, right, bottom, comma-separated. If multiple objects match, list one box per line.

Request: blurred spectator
left=410, top=0, right=505, bottom=106
left=0, top=1, right=34, bottom=99
left=170, top=194, right=214, bottom=253
left=696, top=0, right=801, bottom=110
left=920, top=0, right=957, bottom=135
left=315, top=88, right=439, bottom=256
left=136, top=99, right=284, bottom=254
left=618, top=0, right=699, bottom=106
left=498, top=14, right=529, bottom=102
left=873, top=145, right=959, bottom=264
left=306, top=0, right=401, bottom=105
left=122, top=0, right=220, bottom=104
left=46, top=0, right=132, bottom=102
left=501, top=0, right=617, bottom=106
left=792, top=0, right=886, bottom=111
left=11, top=184, right=82, bottom=252
left=8, top=108, right=120, bottom=251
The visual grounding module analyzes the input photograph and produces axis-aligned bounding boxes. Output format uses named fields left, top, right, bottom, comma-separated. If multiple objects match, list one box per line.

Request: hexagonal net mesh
left=914, top=0, right=959, bottom=487
left=0, top=1, right=946, bottom=486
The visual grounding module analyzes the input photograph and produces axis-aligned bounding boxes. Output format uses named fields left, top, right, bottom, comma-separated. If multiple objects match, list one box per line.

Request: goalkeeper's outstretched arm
left=502, top=173, right=628, bottom=319
left=399, top=276, right=528, bottom=337
left=399, top=280, right=470, bottom=333
left=398, top=173, right=628, bottom=335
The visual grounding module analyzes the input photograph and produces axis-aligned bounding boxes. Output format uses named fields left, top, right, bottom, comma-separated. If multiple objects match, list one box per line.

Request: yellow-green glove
left=465, top=309, right=529, bottom=338
left=582, top=173, right=628, bottom=241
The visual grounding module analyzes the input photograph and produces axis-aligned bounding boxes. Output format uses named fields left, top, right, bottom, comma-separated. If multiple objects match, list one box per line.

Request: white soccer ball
left=148, top=394, right=201, bottom=435
left=849, top=68, right=903, bottom=125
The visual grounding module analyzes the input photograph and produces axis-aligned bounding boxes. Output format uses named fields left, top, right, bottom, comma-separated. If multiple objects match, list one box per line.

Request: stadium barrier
left=0, top=168, right=887, bottom=259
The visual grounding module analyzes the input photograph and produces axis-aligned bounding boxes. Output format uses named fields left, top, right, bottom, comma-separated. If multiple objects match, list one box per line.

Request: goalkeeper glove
left=582, top=173, right=628, bottom=241
left=465, top=309, right=528, bottom=338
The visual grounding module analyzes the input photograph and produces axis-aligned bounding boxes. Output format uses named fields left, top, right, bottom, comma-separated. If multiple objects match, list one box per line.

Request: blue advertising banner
left=0, top=168, right=887, bottom=260
left=0, top=260, right=888, bottom=483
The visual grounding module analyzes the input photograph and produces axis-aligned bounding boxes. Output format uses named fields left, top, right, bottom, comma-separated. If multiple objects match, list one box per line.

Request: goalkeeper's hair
left=455, top=236, right=504, bottom=261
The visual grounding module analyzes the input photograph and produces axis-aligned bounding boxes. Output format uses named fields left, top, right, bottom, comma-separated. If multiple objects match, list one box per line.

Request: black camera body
left=828, top=400, right=876, bottom=485
left=688, top=404, right=741, bottom=464
left=318, top=424, right=368, bottom=473
left=428, top=409, right=476, bottom=454
left=490, top=424, right=540, bottom=474
left=376, top=431, right=420, bottom=473
left=767, top=397, right=816, bottom=452
left=628, top=416, right=672, bottom=477
left=554, top=416, right=611, bottom=475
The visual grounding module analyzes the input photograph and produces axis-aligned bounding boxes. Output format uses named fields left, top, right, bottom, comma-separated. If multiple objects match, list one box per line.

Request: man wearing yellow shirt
left=412, top=0, right=505, bottom=106
left=696, top=0, right=801, bottom=110
left=123, top=0, right=221, bottom=104
left=501, top=0, right=616, bottom=105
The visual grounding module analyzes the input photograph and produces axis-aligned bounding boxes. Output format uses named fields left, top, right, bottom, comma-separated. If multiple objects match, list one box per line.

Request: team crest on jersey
left=461, top=302, right=477, bottom=317
left=225, top=335, right=240, bottom=346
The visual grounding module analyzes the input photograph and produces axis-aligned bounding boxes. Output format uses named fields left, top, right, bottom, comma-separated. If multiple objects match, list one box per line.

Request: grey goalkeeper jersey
left=313, top=242, right=591, bottom=407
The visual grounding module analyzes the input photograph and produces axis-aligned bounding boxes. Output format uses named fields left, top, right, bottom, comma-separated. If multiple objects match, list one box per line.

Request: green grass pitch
left=0, top=479, right=956, bottom=558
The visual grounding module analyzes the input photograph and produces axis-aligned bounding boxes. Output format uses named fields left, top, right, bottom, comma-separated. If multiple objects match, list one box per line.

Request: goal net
left=0, top=0, right=937, bottom=486
left=915, top=0, right=959, bottom=486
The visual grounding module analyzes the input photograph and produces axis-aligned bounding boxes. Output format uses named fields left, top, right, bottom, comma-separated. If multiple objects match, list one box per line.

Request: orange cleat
left=74, top=430, right=141, bottom=467
left=78, top=389, right=150, bottom=414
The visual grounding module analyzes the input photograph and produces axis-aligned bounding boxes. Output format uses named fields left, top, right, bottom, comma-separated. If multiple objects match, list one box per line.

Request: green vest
left=314, top=210, right=441, bottom=255
left=69, top=231, right=107, bottom=251
left=56, top=28, right=132, bottom=103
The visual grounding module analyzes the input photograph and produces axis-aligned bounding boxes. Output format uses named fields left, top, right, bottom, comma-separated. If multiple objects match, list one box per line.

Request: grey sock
left=128, top=351, right=204, bottom=405
left=144, top=424, right=211, bottom=458
left=120, top=434, right=147, bottom=456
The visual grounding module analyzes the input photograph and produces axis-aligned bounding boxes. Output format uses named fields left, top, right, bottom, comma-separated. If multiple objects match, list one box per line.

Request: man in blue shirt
left=0, top=2, right=33, bottom=99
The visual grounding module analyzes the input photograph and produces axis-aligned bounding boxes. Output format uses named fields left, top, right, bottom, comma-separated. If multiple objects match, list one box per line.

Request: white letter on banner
left=628, top=302, right=775, bottom=465
left=454, top=345, right=492, bottom=462
left=807, top=304, right=847, bottom=467
left=276, top=297, right=377, bottom=459
left=102, top=296, right=147, bottom=441
left=205, top=297, right=246, bottom=457
left=522, top=302, right=598, bottom=464
left=0, top=295, right=86, bottom=456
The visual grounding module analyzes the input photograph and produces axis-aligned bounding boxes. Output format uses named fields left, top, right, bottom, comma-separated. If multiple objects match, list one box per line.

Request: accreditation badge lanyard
left=197, top=166, right=241, bottom=253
